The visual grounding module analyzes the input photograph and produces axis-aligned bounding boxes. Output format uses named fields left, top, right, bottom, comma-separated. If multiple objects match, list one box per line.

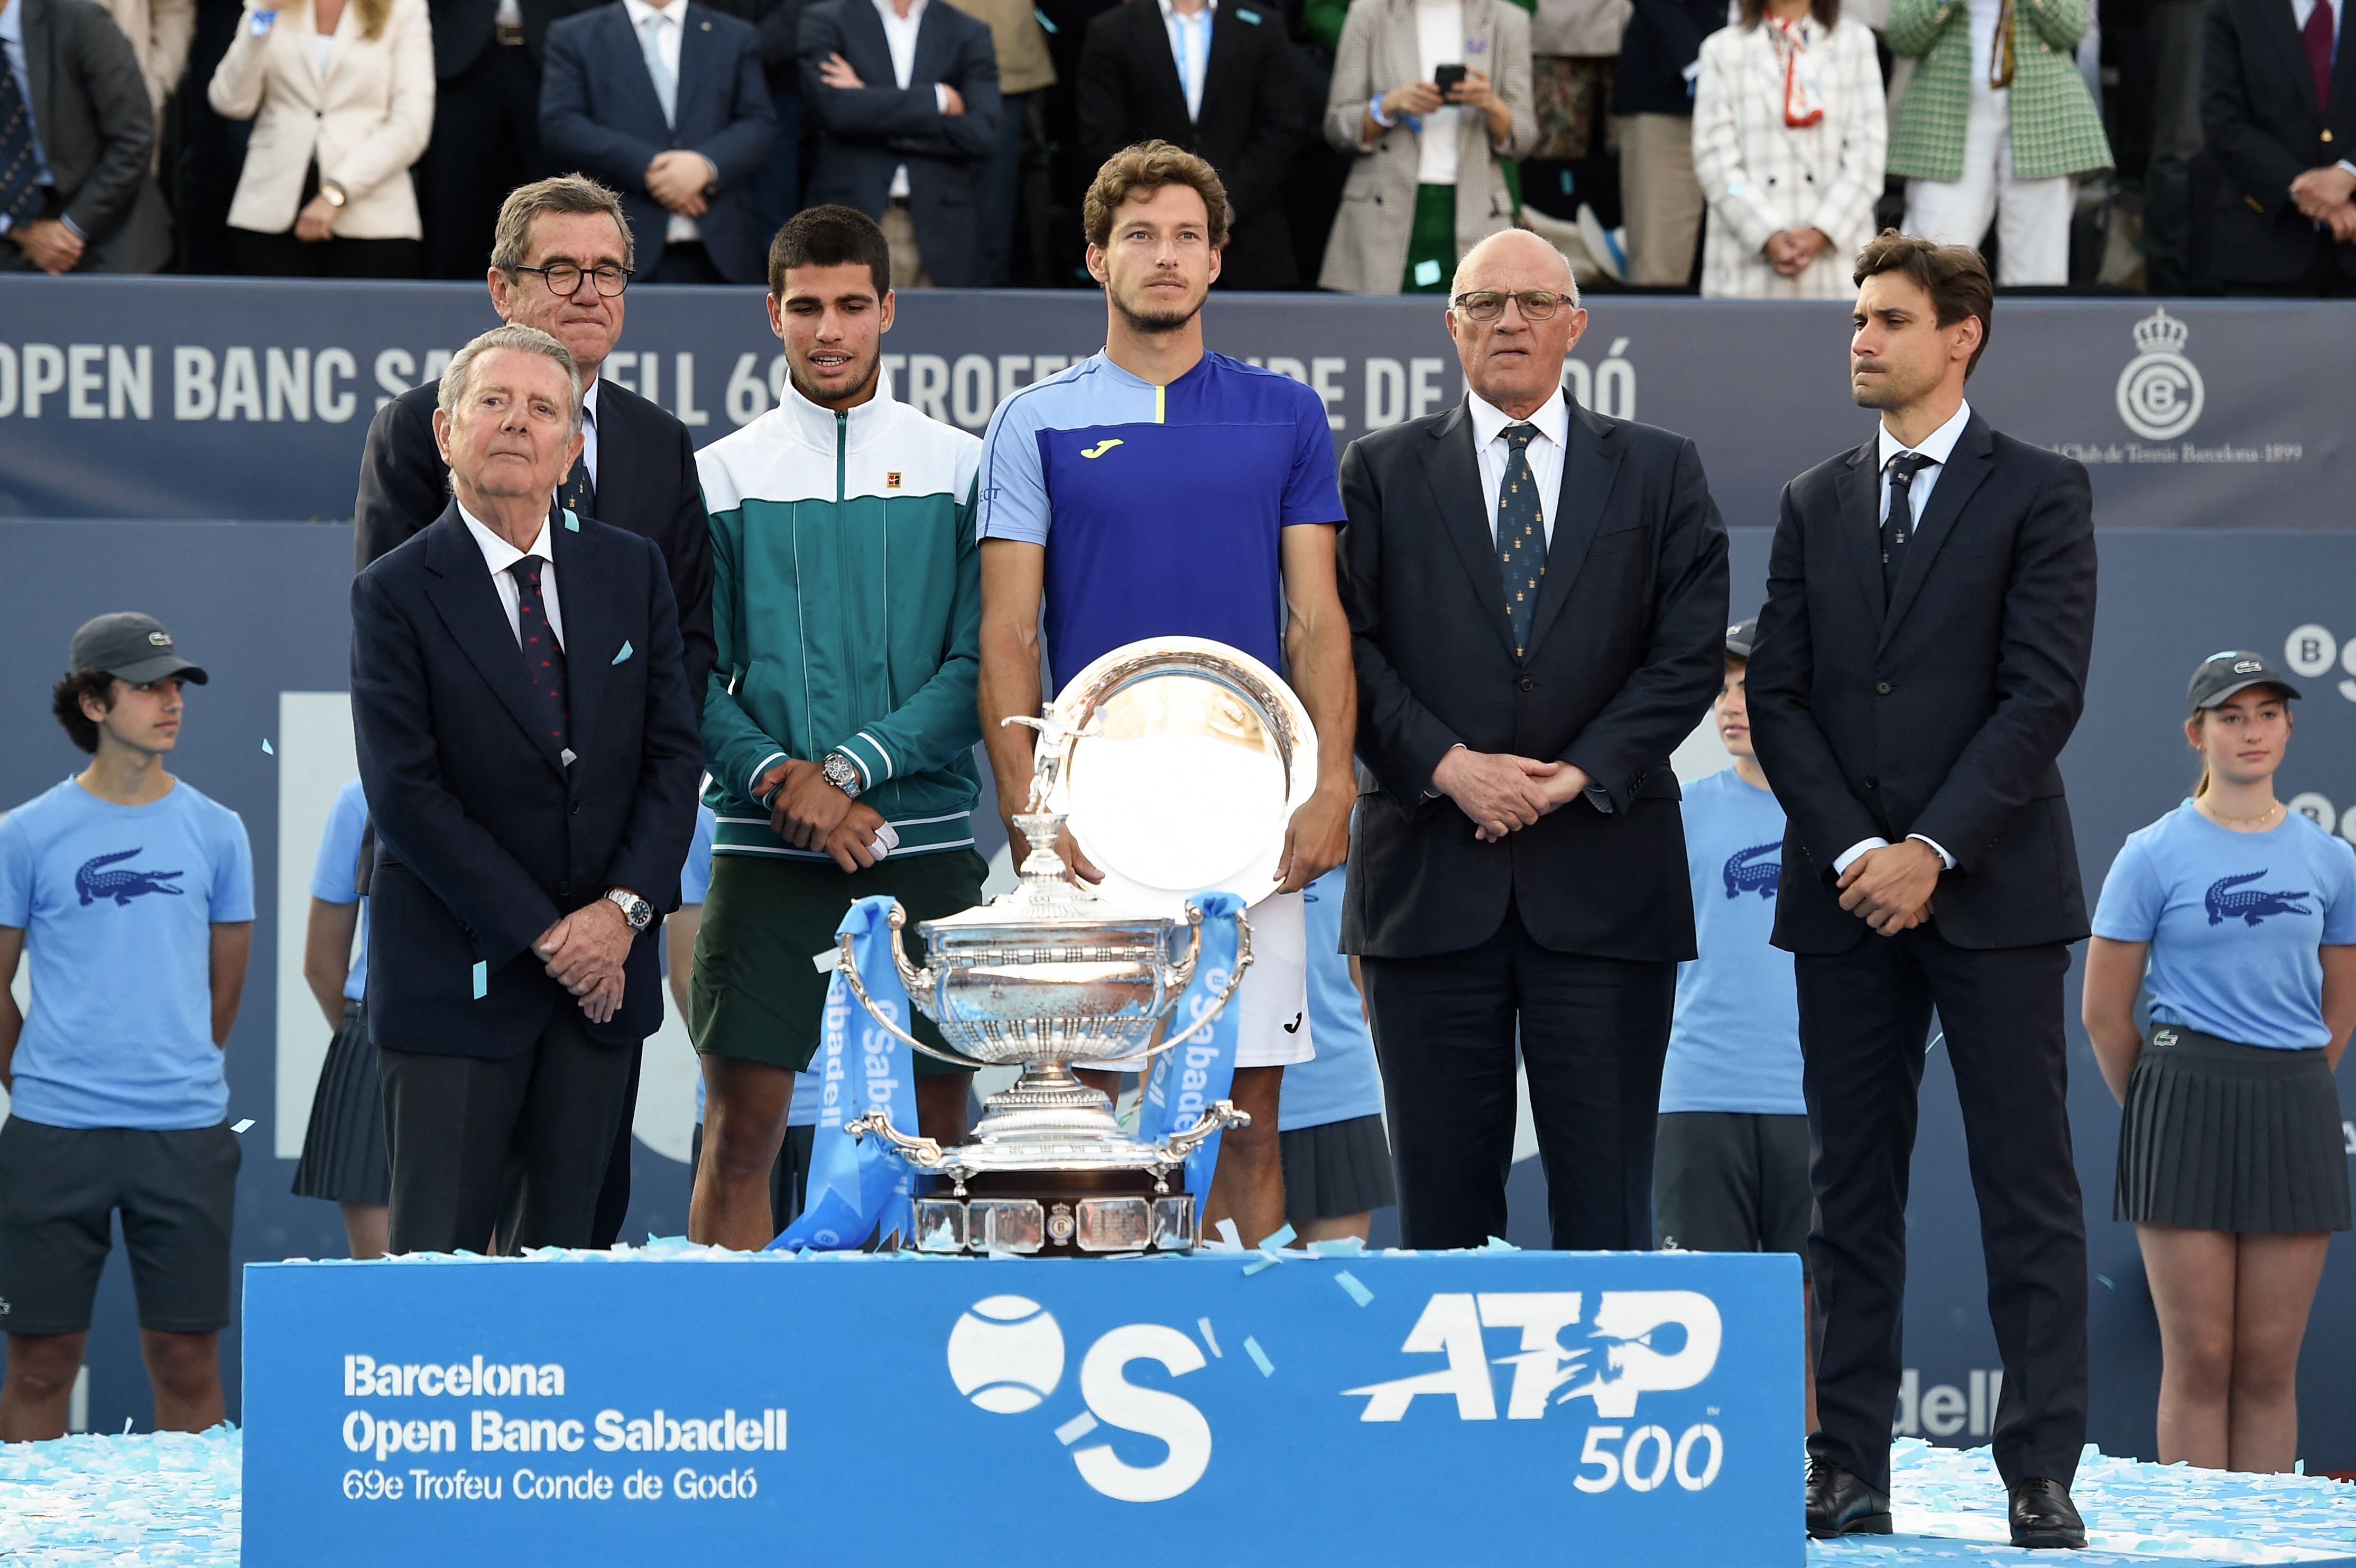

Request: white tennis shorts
left=1103, top=889, right=1311, bottom=1072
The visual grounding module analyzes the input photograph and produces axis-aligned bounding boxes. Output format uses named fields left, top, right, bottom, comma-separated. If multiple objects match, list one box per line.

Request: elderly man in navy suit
left=540, top=0, right=776, bottom=282
left=350, top=324, right=701, bottom=1255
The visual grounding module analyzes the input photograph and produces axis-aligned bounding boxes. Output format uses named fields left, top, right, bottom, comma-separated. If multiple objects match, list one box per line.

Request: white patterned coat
left=1690, top=16, right=1886, bottom=299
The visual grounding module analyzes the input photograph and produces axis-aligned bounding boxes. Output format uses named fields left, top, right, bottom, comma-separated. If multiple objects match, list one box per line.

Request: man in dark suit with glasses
left=1337, top=227, right=1729, bottom=1253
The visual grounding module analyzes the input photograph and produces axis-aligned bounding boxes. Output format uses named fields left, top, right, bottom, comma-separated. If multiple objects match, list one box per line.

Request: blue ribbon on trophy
left=1135, top=890, right=1248, bottom=1219
left=771, top=896, right=920, bottom=1251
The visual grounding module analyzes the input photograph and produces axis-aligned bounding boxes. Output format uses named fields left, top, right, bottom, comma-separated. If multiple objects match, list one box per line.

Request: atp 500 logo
left=1346, top=1290, right=1730, bottom=1495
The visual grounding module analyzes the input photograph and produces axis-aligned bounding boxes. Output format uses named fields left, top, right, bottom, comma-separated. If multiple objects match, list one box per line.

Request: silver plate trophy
left=839, top=636, right=1318, bottom=1256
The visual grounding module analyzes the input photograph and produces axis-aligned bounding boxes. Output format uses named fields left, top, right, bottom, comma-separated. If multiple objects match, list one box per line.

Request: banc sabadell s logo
left=946, top=1288, right=1725, bottom=1504
left=2115, top=308, right=2204, bottom=442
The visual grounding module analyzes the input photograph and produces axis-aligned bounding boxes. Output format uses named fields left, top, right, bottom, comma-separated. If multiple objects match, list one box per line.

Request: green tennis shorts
left=689, top=848, right=987, bottom=1077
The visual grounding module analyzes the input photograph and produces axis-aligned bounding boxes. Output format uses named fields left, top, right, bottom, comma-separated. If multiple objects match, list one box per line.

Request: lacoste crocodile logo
left=76, top=849, right=186, bottom=906
left=2204, top=870, right=2312, bottom=927
left=1080, top=439, right=1124, bottom=459
left=1722, top=841, right=1780, bottom=900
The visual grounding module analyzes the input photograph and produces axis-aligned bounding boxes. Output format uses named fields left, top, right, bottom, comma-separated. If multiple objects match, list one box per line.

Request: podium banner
left=242, top=1248, right=1801, bottom=1565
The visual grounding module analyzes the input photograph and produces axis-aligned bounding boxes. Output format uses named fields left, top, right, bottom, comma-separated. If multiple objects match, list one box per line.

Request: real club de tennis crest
left=2115, top=308, right=2204, bottom=442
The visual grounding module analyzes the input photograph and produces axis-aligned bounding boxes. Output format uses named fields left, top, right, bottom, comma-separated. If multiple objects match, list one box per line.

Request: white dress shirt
left=624, top=0, right=700, bottom=243
left=1467, top=384, right=1568, bottom=543
left=1831, top=398, right=1973, bottom=877
left=1413, top=0, right=1465, bottom=185
left=873, top=0, right=945, bottom=199
left=579, top=375, right=603, bottom=489
left=460, top=504, right=567, bottom=652
left=1159, top=0, right=1215, bottom=122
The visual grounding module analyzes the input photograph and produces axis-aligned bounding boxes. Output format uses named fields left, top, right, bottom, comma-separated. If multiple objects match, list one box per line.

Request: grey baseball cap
left=67, top=613, right=209, bottom=685
left=1725, top=617, right=1759, bottom=659
left=2187, top=648, right=2297, bottom=712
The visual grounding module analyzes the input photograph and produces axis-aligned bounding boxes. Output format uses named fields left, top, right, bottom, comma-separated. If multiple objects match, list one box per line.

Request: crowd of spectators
left=2, top=0, right=2350, bottom=292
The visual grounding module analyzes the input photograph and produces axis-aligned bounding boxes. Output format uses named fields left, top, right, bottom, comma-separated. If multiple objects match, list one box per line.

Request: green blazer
left=1885, top=0, right=2111, bottom=182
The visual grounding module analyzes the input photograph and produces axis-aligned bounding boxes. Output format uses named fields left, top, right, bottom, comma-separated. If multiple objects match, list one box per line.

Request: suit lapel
left=1833, top=439, right=1882, bottom=624
left=677, top=7, right=723, bottom=128
left=552, top=521, right=613, bottom=761
left=1415, top=405, right=1519, bottom=663
left=1880, top=414, right=1994, bottom=647
left=1520, top=402, right=1621, bottom=662
left=1196, top=6, right=1238, bottom=126
left=588, top=378, right=630, bottom=524
left=609, top=6, right=674, bottom=131
left=2260, top=0, right=2322, bottom=115
left=24, top=0, right=53, bottom=131
left=420, top=509, right=570, bottom=777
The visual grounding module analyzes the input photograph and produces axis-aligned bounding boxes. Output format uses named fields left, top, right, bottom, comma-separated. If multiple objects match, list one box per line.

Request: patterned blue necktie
left=1496, top=424, right=1548, bottom=658
left=510, top=556, right=570, bottom=750
left=1882, top=451, right=1936, bottom=604
left=0, top=50, right=43, bottom=230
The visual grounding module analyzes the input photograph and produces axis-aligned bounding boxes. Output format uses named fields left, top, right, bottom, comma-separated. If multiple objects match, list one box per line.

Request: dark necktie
left=562, top=452, right=595, bottom=519
left=2303, top=0, right=2335, bottom=111
left=1882, top=451, right=1936, bottom=602
left=510, top=556, right=569, bottom=750
left=1496, top=424, right=1548, bottom=658
left=0, top=51, right=43, bottom=230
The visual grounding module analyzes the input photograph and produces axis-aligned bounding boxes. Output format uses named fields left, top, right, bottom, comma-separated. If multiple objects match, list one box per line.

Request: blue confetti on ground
left=1814, top=1440, right=2356, bottom=1566
left=0, top=1425, right=239, bottom=1564
left=1242, top=1336, right=1275, bottom=1377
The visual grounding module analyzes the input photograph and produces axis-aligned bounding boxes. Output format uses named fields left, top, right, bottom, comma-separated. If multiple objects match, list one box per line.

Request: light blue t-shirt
left=310, top=778, right=369, bottom=1003
left=0, top=777, right=254, bottom=1129
left=680, top=807, right=820, bottom=1129
left=2091, top=801, right=2356, bottom=1050
left=1280, top=865, right=1386, bottom=1131
left=975, top=351, right=1343, bottom=692
left=1659, top=768, right=1804, bottom=1116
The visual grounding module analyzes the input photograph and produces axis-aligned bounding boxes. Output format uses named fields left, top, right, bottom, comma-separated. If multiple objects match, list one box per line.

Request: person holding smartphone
left=1318, top=0, right=1538, bottom=294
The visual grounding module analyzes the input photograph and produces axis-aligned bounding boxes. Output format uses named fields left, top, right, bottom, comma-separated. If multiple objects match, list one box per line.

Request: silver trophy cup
left=838, top=636, right=1318, bottom=1256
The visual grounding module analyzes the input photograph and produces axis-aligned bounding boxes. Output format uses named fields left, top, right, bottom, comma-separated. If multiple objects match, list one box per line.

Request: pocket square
left=563, top=508, right=581, bottom=532
left=612, top=640, right=634, bottom=665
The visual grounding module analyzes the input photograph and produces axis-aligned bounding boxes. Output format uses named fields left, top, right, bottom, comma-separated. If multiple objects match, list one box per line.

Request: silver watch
left=604, top=887, right=653, bottom=931
left=821, top=751, right=863, bottom=800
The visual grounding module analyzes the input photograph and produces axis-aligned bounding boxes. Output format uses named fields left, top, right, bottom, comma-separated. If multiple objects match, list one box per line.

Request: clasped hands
left=1764, top=227, right=1830, bottom=277
left=2289, top=165, right=2356, bottom=240
left=7, top=218, right=85, bottom=275
left=1836, top=838, right=1941, bottom=937
left=757, top=759, right=889, bottom=872
left=645, top=150, right=719, bottom=217
left=1431, top=746, right=1593, bottom=843
left=533, top=899, right=634, bottom=1024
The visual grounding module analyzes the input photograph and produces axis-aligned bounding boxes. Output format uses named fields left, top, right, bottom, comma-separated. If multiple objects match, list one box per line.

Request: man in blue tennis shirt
left=975, top=140, right=1359, bottom=1248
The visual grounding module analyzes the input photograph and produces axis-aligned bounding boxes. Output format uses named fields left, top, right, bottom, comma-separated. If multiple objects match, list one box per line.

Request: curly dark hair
left=52, top=669, right=118, bottom=754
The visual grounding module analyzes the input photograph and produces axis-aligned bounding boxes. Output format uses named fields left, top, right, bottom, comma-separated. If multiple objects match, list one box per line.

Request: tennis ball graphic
left=947, top=1295, right=1066, bottom=1414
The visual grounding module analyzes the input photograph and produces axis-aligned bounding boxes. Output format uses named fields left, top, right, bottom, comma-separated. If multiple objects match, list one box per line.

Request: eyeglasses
left=1450, top=289, right=1573, bottom=322
left=513, top=263, right=634, bottom=298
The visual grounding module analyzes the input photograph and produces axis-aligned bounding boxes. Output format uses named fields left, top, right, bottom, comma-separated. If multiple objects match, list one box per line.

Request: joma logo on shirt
left=1079, top=439, right=1124, bottom=459
left=2204, top=870, right=2312, bottom=927
left=1722, top=842, right=1780, bottom=901
left=76, top=849, right=186, bottom=906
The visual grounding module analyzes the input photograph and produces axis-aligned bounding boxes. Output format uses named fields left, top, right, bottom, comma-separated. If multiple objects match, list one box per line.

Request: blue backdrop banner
left=241, top=1248, right=1801, bottom=1565
left=0, top=279, right=2343, bottom=531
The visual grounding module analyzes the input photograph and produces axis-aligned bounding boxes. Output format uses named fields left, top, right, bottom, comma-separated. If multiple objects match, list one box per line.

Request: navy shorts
left=0, top=1117, right=240, bottom=1334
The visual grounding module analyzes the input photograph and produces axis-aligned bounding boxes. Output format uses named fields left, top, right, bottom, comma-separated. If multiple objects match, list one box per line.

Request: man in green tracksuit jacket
left=688, top=206, right=986, bottom=1251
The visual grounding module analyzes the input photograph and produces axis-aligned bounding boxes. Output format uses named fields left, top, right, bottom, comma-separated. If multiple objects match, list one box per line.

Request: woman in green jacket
left=1887, top=0, right=2110, bottom=284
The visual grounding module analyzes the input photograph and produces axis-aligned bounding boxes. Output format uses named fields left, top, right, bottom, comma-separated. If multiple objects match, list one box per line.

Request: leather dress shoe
left=2009, top=1477, right=2087, bottom=1549
left=1805, top=1457, right=1892, bottom=1539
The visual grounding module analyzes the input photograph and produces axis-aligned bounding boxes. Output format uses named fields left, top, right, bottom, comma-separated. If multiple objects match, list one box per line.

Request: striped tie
left=0, top=51, right=43, bottom=230
left=1496, top=424, right=1548, bottom=658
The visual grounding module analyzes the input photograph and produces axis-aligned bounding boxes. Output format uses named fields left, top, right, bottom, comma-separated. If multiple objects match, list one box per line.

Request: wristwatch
left=319, top=180, right=348, bottom=209
left=604, top=887, right=653, bottom=931
left=820, top=751, right=863, bottom=800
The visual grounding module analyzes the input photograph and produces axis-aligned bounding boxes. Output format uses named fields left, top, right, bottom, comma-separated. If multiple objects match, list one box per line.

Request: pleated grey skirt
left=2114, top=1025, right=2350, bottom=1233
left=292, top=1001, right=390, bottom=1206
left=1279, top=1113, right=1397, bottom=1226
